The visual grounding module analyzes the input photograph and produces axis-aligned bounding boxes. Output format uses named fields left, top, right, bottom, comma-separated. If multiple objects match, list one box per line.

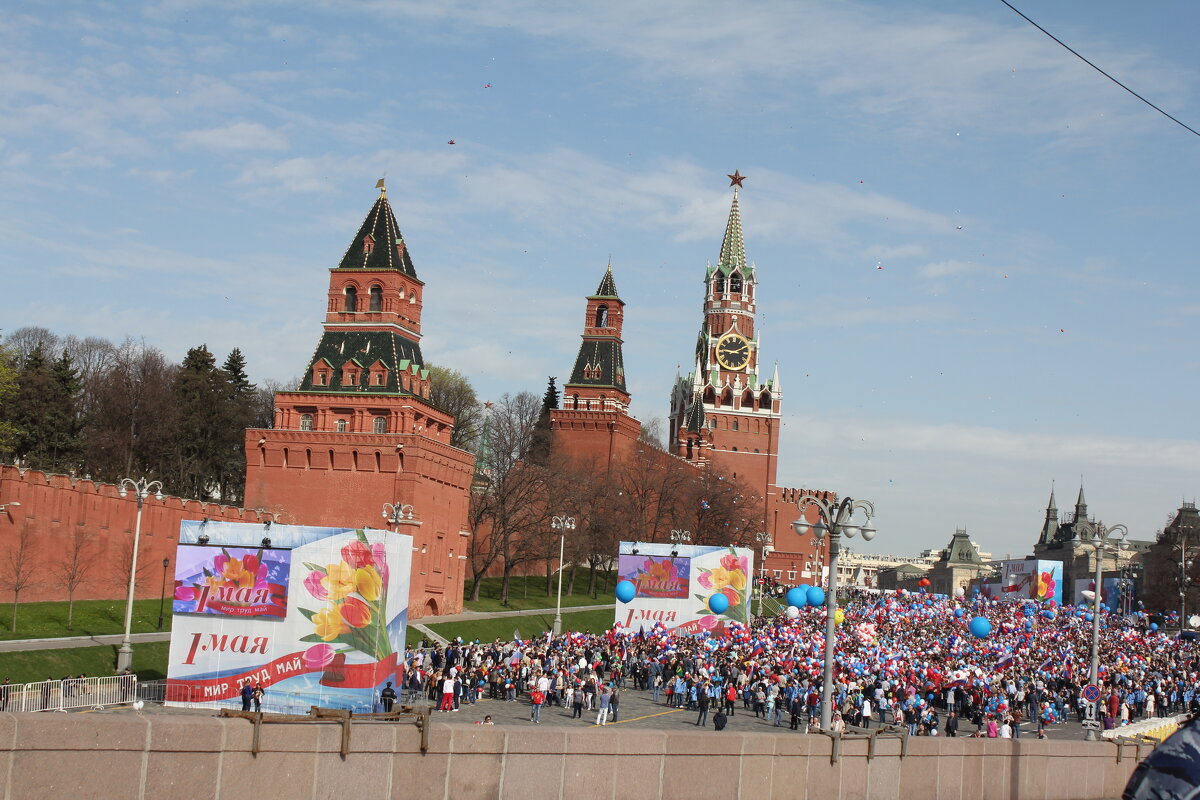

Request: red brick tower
left=669, top=174, right=782, bottom=501
left=668, top=173, right=832, bottom=583
left=243, top=183, right=476, bottom=618
left=550, top=265, right=641, bottom=463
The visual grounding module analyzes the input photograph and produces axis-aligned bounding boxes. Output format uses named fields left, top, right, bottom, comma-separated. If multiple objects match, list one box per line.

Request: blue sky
left=3, top=0, right=1198, bottom=559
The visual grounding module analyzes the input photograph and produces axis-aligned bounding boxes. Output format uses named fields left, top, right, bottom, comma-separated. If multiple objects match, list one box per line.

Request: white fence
left=2, top=675, right=137, bottom=712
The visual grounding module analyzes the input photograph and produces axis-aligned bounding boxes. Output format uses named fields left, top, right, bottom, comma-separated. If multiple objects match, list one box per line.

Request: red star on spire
left=727, top=170, right=747, bottom=188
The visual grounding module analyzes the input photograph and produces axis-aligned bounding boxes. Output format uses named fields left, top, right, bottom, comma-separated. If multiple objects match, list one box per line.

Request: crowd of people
left=396, top=590, right=1200, bottom=737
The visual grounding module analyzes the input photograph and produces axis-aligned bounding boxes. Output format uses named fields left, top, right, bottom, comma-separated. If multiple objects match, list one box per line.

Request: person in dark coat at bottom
left=713, top=710, right=728, bottom=731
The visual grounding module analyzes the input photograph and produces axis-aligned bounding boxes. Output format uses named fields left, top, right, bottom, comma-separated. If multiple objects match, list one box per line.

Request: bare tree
left=465, top=392, right=549, bottom=603
left=110, top=533, right=154, bottom=596
left=637, top=416, right=666, bottom=450
left=63, top=335, right=116, bottom=419
left=54, top=529, right=95, bottom=629
left=83, top=337, right=178, bottom=484
left=3, top=327, right=60, bottom=362
left=426, top=364, right=484, bottom=453
left=0, top=523, right=40, bottom=632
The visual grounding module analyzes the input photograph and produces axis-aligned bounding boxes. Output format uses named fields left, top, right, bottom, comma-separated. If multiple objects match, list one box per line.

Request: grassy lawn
left=463, top=571, right=617, bottom=613
left=0, top=642, right=170, bottom=684
left=0, top=599, right=173, bottom=641
left=423, top=608, right=615, bottom=644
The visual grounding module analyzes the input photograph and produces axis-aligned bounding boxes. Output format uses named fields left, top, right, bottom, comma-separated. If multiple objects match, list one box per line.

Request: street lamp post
left=381, top=502, right=415, bottom=531
left=1176, top=520, right=1200, bottom=630
left=792, top=496, right=875, bottom=732
left=157, top=558, right=170, bottom=631
left=116, top=477, right=164, bottom=672
left=1082, top=522, right=1127, bottom=741
left=669, top=529, right=691, bottom=554
left=551, top=515, right=576, bottom=635
left=755, top=532, right=772, bottom=617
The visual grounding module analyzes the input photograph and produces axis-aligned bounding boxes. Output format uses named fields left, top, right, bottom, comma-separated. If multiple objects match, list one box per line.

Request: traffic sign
left=1081, top=720, right=1102, bottom=730
left=1082, top=684, right=1101, bottom=703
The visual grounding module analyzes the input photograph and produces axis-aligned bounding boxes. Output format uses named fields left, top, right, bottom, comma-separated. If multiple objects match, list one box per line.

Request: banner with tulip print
left=172, top=545, right=290, bottom=619
left=166, top=520, right=410, bottom=713
left=614, top=542, right=753, bottom=637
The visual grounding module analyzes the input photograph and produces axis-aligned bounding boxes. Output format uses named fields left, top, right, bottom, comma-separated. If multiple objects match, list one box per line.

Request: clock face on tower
left=715, top=332, right=751, bottom=370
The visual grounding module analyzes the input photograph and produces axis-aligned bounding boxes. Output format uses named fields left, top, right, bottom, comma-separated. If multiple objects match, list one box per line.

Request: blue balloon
left=615, top=580, right=636, bottom=604
left=1085, top=613, right=1094, bottom=622
left=786, top=586, right=808, bottom=608
left=806, top=586, right=826, bottom=607
left=954, top=608, right=964, bottom=618
left=1024, top=620, right=1033, bottom=632
left=1151, top=622, right=1159, bottom=632
left=968, top=616, right=992, bottom=639
left=708, top=592, right=730, bottom=614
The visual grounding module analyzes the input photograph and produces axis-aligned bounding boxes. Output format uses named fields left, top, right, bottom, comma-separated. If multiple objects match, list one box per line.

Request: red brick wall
left=0, top=464, right=273, bottom=604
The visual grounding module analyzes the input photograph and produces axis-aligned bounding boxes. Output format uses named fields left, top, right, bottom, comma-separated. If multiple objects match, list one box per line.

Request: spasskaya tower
left=668, top=172, right=833, bottom=586
left=669, top=171, right=782, bottom=497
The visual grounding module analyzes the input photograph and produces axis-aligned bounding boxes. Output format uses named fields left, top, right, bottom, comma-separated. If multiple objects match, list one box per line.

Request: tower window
left=715, top=275, right=725, bottom=294
left=730, top=272, right=743, bottom=293
left=369, top=285, right=383, bottom=312
left=572, top=394, right=579, bottom=410
left=362, top=234, right=375, bottom=255
left=760, top=390, right=772, bottom=407
left=344, top=286, right=358, bottom=312
left=336, top=419, right=348, bottom=433
left=732, top=419, right=739, bottom=431
left=300, top=414, right=314, bottom=431
left=595, top=305, right=609, bottom=328
left=373, top=416, right=387, bottom=434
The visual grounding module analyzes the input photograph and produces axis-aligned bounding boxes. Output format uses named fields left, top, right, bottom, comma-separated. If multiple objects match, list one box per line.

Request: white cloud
left=918, top=260, right=978, bottom=279
left=790, top=411, right=1199, bottom=472
left=178, top=121, right=288, bottom=151
left=863, top=243, right=928, bottom=261
left=50, top=147, right=111, bottom=169
left=358, top=0, right=1188, bottom=141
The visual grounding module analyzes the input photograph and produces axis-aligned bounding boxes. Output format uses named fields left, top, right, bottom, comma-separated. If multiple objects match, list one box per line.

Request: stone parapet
left=0, top=713, right=1143, bottom=800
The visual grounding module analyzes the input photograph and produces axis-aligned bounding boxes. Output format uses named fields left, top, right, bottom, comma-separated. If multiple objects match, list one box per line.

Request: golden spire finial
left=376, top=175, right=387, bottom=195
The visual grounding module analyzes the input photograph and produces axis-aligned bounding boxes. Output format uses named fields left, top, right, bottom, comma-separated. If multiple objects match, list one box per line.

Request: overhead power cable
left=998, top=0, right=1200, bottom=139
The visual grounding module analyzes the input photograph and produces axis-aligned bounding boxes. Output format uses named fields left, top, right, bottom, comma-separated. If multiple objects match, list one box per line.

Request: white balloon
left=786, top=605, right=800, bottom=619
left=1189, top=615, right=1200, bottom=628
left=954, top=586, right=965, bottom=598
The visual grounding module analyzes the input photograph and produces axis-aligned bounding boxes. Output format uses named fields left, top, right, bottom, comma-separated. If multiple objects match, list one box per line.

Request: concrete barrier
left=0, top=713, right=1143, bottom=799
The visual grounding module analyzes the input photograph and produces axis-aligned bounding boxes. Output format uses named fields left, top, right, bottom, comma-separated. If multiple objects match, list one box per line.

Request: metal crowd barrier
left=1, top=675, right=137, bottom=712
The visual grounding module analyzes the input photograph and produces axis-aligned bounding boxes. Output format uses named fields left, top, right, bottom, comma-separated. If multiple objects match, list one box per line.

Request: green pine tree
left=47, top=350, right=84, bottom=473
left=527, top=376, right=558, bottom=465
left=3, top=347, right=81, bottom=472
left=219, top=348, right=257, bottom=504
left=0, top=344, right=22, bottom=456
left=173, top=345, right=230, bottom=500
